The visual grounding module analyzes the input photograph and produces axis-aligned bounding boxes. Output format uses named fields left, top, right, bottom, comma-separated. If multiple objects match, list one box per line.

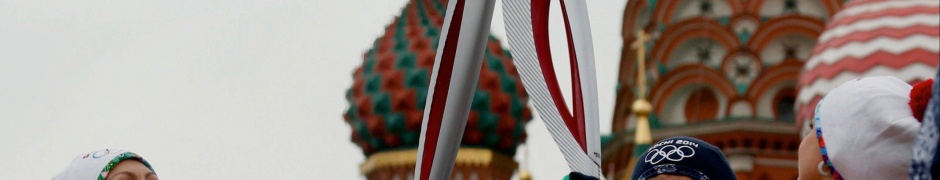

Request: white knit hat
left=814, top=76, right=920, bottom=179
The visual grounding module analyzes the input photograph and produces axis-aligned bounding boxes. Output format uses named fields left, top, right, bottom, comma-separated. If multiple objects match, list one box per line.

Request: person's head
left=53, top=149, right=157, bottom=180
left=631, top=136, right=737, bottom=180
left=796, top=77, right=921, bottom=180
left=106, top=159, right=157, bottom=180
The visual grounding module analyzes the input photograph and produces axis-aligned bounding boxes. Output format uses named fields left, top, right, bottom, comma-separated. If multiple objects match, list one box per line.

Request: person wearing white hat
left=53, top=149, right=157, bottom=180
left=797, top=76, right=925, bottom=179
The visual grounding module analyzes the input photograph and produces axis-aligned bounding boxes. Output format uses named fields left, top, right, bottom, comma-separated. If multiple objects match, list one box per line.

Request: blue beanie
left=631, top=136, right=736, bottom=180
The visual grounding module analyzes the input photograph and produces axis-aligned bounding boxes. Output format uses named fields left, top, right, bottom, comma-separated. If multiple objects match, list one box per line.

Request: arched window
left=774, top=87, right=796, bottom=121
left=685, top=88, right=720, bottom=122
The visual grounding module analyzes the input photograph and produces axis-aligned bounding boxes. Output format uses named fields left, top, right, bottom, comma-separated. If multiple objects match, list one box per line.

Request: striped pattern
left=795, top=0, right=940, bottom=130
left=502, top=0, right=601, bottom=177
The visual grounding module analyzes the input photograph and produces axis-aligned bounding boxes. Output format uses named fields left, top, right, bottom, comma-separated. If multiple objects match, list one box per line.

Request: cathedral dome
left=795, top=0, right=939, bottom=130
left=344, top=0, right=532, bottom=156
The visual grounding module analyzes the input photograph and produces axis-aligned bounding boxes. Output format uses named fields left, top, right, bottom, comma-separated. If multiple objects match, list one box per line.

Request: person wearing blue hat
left=631, top=136, right=737, bottom=180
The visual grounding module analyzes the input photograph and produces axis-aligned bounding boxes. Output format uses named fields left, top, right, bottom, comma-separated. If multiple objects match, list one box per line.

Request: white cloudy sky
left=0, top=0, right=626, bottom=179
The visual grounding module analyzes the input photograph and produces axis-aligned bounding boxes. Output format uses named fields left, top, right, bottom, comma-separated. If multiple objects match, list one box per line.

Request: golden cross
left=625, top=29, right=654, bottom=176
left=631, top=29, right=652, bottom=99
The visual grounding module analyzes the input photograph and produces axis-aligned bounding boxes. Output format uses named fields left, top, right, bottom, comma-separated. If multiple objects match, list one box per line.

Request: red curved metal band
left=558, top=0, right=588, bottom=153
left=530, top=0, right=588, bottom=153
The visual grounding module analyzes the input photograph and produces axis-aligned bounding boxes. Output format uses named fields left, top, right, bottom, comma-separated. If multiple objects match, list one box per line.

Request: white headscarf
left=815, top=76, right=920, bottom=179
left=53, top=149, right=154, bottom=180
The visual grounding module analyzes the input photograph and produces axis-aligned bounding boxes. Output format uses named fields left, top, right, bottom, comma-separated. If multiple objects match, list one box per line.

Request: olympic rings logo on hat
left=82, top=149, right=122, bottom=159
left=644, top=145, right=696, bottom=164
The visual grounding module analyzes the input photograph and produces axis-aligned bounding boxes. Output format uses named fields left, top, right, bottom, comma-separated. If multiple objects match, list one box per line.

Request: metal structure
left=415, top=0, right=602, bottom=179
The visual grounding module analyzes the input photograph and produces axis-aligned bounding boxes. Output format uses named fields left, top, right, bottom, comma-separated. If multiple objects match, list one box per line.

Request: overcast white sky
left=0, top=0, right=626, bottom=179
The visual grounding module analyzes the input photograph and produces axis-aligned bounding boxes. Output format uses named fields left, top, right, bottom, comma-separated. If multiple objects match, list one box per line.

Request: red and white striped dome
left=796, top=0, right=940, bottom=131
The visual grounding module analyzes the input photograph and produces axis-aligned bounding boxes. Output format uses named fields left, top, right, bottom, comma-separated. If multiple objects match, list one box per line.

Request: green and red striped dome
left=344, top=0, right=532, bottom=156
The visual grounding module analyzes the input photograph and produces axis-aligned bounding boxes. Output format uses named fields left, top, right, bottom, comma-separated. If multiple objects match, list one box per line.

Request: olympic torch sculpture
left=414, top=0, right=601, bottom=179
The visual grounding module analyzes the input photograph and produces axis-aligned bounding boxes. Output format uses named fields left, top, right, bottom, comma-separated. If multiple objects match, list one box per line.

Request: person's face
left=647, top=174, right=694, bottom=180
left=797, top=132, right=832, bottom=180
left=106, top=160, right=158, bottom=180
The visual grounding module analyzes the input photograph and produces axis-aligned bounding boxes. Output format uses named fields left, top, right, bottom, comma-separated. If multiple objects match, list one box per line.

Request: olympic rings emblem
left=644, top=145, right=696, bottom=164
left=83, top=149, right=121, bottom=159
left=92, top=149, right=113, bottom=159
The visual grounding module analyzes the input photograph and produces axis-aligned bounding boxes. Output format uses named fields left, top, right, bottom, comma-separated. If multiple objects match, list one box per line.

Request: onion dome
left=795, top=0, right=940, bottom=130
left=344, top=0, right=532, bottom=156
